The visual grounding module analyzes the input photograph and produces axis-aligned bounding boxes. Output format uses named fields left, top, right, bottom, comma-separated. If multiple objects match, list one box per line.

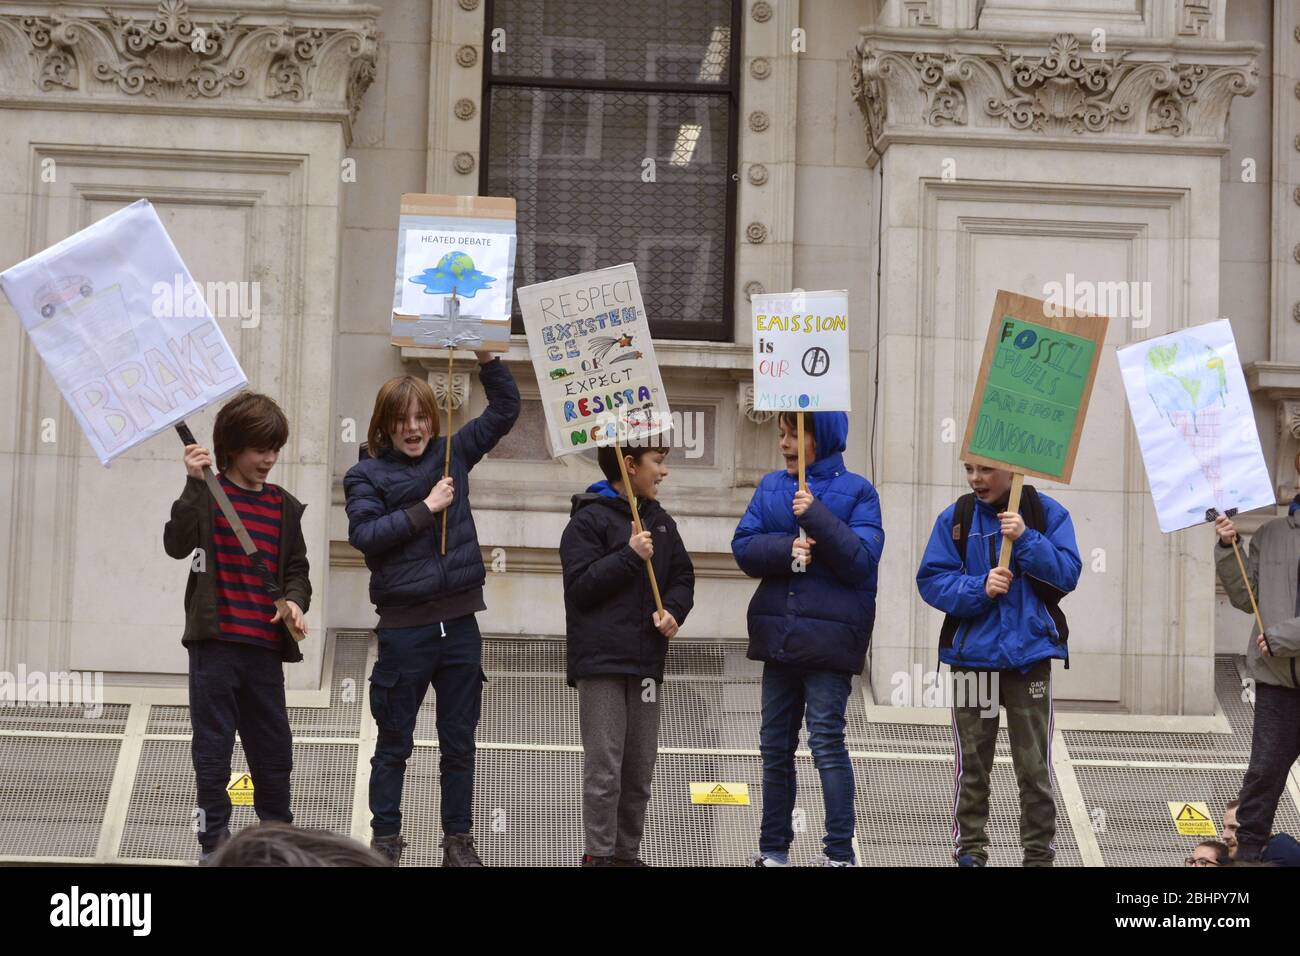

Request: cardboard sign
left=961, top=290, right=1108, bottom=482
left=0, top=199, right=248, bottom=466
left=1168, top=801, right=1217, bottom=837
left=1118, top=320, right=1275, bottom=533
left=518, top=263, right=672, bottom=456
left=689, top=782, right=751, bottom=806
left=390, top=194, right=516, bottom=351
left=751, top=290, right=850, bottom=412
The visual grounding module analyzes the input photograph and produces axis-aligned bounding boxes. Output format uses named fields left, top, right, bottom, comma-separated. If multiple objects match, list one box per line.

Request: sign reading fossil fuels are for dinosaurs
left=518, top=263, right=672, bottom=456
left=390, top=193, right=516, bottom=351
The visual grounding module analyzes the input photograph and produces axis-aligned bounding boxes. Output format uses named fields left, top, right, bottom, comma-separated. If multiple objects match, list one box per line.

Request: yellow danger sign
left=1167, top=801, right=1217, bottom=837
left=228, top=772, right=255, bottom=806
left=690, top=782, right=750, bottom=806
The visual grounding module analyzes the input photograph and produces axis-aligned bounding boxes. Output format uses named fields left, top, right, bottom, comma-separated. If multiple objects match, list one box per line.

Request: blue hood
left=587, top=479, right=621, bottom=498
left=809, top=411, right=848, bottom=459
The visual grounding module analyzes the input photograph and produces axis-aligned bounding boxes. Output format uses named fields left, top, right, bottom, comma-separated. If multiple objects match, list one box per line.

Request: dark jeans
left=758, top=662, right=856, bottom=863
left=1237, top=681, right=1300, bottom=860
left=368, top=614, right=485, bottom=837
left=188, top=640, right=293, bottom=853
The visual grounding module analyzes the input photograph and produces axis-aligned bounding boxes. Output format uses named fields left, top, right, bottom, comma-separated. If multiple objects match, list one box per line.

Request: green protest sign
left=961, top=290, right=1108, bottom=483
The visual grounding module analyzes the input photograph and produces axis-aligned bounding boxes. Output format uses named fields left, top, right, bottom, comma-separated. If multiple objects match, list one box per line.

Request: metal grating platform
left=0, top=631, right=1296, bottom=865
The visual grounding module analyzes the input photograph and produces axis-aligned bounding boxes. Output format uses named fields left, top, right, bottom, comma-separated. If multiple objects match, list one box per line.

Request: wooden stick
left=1229, top=536, right=1268, bottom=646
left=174, top=422, right=306, bottom=642
left=796, top=412, right=807, bottom=493
left=614, top=440, right=666, bottom=616
left=441, top=344, right=453, bottom=556
left=996, top=472, right=1025, bottom=571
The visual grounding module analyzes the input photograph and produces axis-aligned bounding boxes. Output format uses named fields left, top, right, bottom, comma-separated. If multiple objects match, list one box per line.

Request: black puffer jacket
left=560, top=480, right=695, bottom=686
left=344, top=358, right=519, bottom=609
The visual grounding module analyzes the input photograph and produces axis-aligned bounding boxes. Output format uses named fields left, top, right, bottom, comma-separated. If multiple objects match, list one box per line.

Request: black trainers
left=370, top=832, right=408, bottom=866
left=581, top=853, right=616, bottom=867
left=441, top=832, right=484, bottom=867
left=612, top=857, right=649, bottom=867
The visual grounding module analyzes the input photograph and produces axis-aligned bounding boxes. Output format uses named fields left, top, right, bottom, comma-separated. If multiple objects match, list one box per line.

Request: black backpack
left=937, top=485, right=1070, bottom=668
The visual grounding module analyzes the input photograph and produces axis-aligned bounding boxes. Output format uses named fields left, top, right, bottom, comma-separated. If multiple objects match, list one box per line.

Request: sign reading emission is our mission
left=962, top=290, right=1108, bottom=483
left=752, top=290, right=850, bottom=411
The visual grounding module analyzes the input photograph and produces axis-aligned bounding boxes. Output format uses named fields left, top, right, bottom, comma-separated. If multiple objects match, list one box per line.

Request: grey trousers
left=577, top=675, right=662, bottom=859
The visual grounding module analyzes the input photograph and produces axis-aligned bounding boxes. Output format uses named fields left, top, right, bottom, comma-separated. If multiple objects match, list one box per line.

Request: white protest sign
left=390, top=194, right=516, bottom=351
left=1118, top=319, right=1275, bottom=533
left=752, top=289, right=850, bottom=412
left=518, top=263, right=671, bottom=456
left=0, top=199, right=247, bottom=466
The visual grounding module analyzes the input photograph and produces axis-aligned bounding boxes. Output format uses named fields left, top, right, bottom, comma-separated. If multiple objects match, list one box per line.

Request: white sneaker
left=752, top=852, right=790, bottom=867
left=815, top=853, right=856, bottom=867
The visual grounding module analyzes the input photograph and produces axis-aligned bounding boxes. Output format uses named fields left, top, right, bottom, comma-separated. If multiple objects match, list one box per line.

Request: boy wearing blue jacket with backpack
left=916, top=462, right=1081, bottom=867
left=732, top=411, right=884, bottom=867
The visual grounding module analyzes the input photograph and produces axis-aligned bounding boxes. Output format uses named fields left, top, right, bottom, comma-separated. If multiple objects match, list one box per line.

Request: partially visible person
left=1215, top=509, right=1300, bottom=865
left=207, top=822, right=391, bottom=867
left=1223, top=798, right=1300, bottom=866
left=1185, top=840, right=1229, bottom=867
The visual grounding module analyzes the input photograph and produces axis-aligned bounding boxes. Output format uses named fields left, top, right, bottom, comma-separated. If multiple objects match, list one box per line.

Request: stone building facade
left=0, top=0, right=1293, bottom=716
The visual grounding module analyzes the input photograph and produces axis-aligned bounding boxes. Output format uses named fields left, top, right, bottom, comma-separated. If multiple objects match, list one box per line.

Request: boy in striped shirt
left=164, top=392, right=311, bottom=862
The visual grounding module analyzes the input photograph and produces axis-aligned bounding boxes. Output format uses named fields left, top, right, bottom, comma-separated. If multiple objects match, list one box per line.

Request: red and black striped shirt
left=213, top=474, right=284, bottom=651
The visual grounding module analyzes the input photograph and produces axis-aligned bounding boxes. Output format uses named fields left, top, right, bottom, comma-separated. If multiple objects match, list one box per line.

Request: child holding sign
left=731, top=411, right=884, bottom=867
left=915, top=462, right=1080, bottom=867
left=163, top=392, right=312, bottom=863
left=560, top=444, right=695, bottom=866
left=344, top=353, right=519, bottom=866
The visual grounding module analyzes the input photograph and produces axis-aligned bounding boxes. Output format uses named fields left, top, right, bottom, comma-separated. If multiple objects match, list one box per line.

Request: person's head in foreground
left=207, top=822, right=391, bottom=867
left=1185, top=840, right=1229, bottom=867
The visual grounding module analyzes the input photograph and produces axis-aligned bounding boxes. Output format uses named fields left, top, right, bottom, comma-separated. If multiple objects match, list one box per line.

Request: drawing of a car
left=35, top=276, right=94, bottom=318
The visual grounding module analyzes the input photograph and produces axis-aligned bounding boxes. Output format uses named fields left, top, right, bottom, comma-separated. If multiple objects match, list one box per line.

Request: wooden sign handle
left=614, top=441, right=666, bottom=616
left=796, top=411, right=808, bottom=549
left=441, top=344, right=453, bottom=556
left=997, top=472, right=1025, bottom=571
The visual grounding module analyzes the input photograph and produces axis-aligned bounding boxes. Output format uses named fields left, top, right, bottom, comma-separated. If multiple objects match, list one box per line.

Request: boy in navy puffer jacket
left=731, top=410, right=884, bottom=867
left=345, top=353, right=519, bottom=866
left=916, top=462, right=1080, bottom=867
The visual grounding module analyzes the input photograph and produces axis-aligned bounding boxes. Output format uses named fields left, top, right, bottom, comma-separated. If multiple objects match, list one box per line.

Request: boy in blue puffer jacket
left=732, top=410, right=884, bottom=867
left=345, top=353, right=519, bottom=866
left=916, top=462, right=1080, bottom=867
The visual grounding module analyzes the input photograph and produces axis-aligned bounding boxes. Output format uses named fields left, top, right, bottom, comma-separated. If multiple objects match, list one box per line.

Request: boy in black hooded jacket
left=560, top=443, right=695, bottom=866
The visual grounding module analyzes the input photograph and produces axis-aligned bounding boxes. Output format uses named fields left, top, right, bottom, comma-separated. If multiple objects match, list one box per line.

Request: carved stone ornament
left=743, top=280, right=764, bottom=300
left=458, top=0, right=481, bottom=10
left=850, top=31, right=1259, bottom=167
left=1294, top=243, right=1300, bottom=265
left=750, top=56, right=771, bottom=80
left=751, top=2, right=773, bottom=24
left=746, top=222, right=768, bottom=243
left=1293, top=302, right=1300, bottom=323
left=454, top=151, right=476, bottom=174
left=748, top=110, right=769, bottom=132
left=1293, top=186, right=1300, bottom=206
left=747, top=163, right=768, bottom=186
left=456, top=45, right=478, bottom=68
left=738, top=382, right=776, bottom=424
left=0, top=0, right=378, bottom=122
left=429, top=371, right=470, bottom=410
left=454, top=97, right=476, bottom=120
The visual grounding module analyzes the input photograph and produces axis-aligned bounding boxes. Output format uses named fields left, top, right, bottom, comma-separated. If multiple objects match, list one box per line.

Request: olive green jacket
left=1215, top=515, right=1300, bottom=689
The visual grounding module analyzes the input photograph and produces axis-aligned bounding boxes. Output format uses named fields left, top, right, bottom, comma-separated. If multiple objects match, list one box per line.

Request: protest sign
left=390, top=193, right=516, bottom=351
left=1117, top=319, right=1274, bottom=534
left=0, top=199, right=247, bottom=466
left=962, top=290, right=1108, bottom=484
left=518, top=263, right=672, bottom=456
left=751, top=290, right=850, bottom=413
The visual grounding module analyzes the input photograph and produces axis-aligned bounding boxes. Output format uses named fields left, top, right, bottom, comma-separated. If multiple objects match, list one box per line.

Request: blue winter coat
left=731, top=412, right=885, bottom=674
left=916, top=492, right=1081, bottom=670
left=343, top=358, right=520, bottom=610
